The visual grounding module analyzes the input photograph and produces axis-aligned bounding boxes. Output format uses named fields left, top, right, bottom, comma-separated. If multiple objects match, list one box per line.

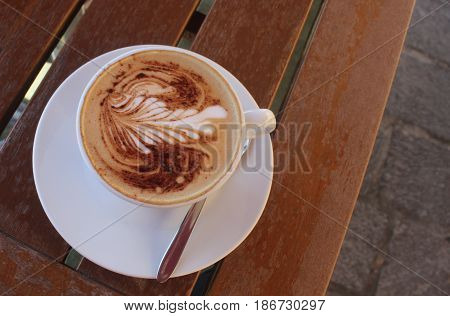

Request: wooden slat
left=191, top=0, right=313, bottom=109
left=80, top=259, right=198, bottom=296
left=0, top=0, right=198, bottom=295
left=0, top=0, right=81, bottom=131
left=0, top=232, right=117, bottom=295
left=209, top=0, right=416, bottom=295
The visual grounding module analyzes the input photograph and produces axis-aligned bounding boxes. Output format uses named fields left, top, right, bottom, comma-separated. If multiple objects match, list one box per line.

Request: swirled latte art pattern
left=96, top=61, right=229, bottom=193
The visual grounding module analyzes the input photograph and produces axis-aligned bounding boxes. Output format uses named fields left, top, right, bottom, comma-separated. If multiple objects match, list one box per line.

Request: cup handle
left=244, top=109, right=276, bottom=139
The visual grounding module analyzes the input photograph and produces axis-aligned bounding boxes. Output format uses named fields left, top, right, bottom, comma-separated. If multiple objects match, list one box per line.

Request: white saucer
left=33, top=45, right=273, bottom=279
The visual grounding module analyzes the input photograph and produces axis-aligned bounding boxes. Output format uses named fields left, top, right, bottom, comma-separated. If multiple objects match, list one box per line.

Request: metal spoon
left=157, top=139, right=251, bottom=283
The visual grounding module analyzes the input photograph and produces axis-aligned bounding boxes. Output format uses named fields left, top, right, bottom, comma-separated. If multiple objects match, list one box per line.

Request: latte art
left=105, top=93, right=228, bottom=153
left=80, top=50, right=241, bottom=205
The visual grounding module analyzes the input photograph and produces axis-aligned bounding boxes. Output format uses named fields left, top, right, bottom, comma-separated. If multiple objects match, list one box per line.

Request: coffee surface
left=80, top=50, right=242, bottom=205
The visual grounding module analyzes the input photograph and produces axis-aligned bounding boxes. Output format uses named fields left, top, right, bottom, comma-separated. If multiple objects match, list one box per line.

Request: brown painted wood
left=191, top=0, right=313, bottom=109
left=80, top=259, right=198, bottom=296
left=0, top=232, right=117, bottom=295
left=0, top=0, right=199, bottom=295
left=0, top=0, right=81, bottom=131
left=209, top=0, right=416, bottom=295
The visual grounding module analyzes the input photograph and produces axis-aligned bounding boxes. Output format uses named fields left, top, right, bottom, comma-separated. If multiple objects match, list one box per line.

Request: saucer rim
left=32, top=45, right=273, bottom=278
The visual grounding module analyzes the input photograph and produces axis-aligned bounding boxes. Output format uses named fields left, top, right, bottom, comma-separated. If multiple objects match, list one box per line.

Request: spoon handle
left=156, top=198, right=206, bottom=283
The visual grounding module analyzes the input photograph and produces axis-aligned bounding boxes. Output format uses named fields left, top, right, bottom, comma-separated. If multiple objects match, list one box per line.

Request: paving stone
left=328, top=199, right=389, bottom=295
left=359, top=116, right=393, bottom=197
left=376, top=215, right=450, bottom=295
left=325, top=285, right=342, bottom=296
left=386, top=50, right=450, bottom=140
left=380, top=125, right=450, bottom=228
left=326, top=282, right=358, bottom=296
left=407, top=0, right=450, bottom=65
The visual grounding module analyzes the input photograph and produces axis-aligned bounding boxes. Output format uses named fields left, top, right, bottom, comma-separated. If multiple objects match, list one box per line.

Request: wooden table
left=0, top=0, right=415, bottom=295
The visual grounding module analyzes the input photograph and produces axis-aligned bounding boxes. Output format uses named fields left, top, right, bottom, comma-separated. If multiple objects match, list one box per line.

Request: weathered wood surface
left=191, top=0, right=314, bottom=109
left=0, top=232, right=117, bottom=295
left=0, top=0, right=81, bottom=131
left=209, top=0, right=415, bottom=295
left=0, top=0, right=199, bottom=295
left=0, top=0, right=413, bottom=296
left=80, top=259, right=199, bottom=296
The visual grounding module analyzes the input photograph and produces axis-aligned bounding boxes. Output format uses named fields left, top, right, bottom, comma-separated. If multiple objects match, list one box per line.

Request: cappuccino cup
left=76, top=46, right=275, bottom=208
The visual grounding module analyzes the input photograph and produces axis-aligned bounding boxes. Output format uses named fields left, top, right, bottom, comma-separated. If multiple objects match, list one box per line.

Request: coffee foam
left=80, top=50, right=242, bottom=205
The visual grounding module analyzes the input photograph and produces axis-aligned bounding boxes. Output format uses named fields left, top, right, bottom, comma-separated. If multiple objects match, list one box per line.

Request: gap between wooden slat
left=191, top=0, right=326, bottom=296
left=270, top=0, right=326, bottom=117
left=64, top=248, right=84, bottom=270
left=0, top=2, right=89, bottom=147
left=178, top=0, right=213, bottom=49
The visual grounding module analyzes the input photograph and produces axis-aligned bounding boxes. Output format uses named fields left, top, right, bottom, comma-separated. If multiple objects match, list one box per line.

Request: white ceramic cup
left=76, top=46, right=275, bottom=208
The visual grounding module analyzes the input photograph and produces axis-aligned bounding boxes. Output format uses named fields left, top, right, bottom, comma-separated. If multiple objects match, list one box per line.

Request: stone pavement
left=328, top=0, right=450, bottom=295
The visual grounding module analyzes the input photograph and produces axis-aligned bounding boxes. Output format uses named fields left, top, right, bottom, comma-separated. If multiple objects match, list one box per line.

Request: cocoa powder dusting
left=119, top=144, right=207, bottom=192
